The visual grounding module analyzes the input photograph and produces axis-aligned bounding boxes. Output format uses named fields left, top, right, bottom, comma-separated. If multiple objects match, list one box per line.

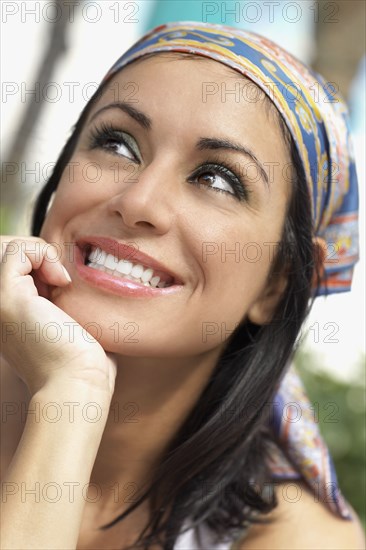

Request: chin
left=46, top=289, right=213, bottom=358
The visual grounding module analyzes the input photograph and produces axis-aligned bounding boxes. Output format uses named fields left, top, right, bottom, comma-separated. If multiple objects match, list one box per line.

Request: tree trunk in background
left=312, top=0, right=365, bottom=100
left=1, top=0, right=81, bottom=234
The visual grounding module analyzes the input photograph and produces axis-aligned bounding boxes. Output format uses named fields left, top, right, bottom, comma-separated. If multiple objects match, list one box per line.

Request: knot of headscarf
left=101, top=20, right=359, bottom=297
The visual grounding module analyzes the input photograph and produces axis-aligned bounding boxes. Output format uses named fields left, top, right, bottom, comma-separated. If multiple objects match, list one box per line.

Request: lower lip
left=74, top=245, right=184, bottom=297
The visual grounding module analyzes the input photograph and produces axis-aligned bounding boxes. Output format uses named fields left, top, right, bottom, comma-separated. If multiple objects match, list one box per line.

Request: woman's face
left=40, top=55, right=291, bottom=359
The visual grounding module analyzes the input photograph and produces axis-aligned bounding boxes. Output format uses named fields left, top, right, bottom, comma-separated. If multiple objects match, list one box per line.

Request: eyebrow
left=89, top=102, right=269, bottom=188
left=89, top=102, right=152, bottom=130
left=196, top=137, right=269, bottom=188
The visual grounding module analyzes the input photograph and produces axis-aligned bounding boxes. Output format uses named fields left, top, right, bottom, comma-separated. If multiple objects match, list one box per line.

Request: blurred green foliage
left=0, top=206, right=12, bottom=235
left=294, top=348, right=366, bottom=529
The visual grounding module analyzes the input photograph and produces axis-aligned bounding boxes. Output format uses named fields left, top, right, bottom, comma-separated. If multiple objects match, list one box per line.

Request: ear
left=311, top=236, right=327, bottom=290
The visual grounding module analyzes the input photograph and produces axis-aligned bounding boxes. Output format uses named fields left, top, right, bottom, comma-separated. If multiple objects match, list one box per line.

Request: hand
left=0, top=236, right=117, bottom=399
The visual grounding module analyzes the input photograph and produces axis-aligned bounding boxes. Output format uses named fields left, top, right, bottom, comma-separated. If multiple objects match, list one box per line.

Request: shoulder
left=237, top=481, right=365, bottom=549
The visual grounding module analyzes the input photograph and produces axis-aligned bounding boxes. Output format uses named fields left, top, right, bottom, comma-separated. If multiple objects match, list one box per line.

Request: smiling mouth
left=81, top=244, right=176, bottom=289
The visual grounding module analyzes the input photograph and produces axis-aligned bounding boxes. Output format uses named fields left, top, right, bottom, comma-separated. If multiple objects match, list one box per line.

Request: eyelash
left=88, top=122, right=140, bottom=162
left=189, top=157, right=252, bottom=202
left=88, top=122, right=252, bottom=202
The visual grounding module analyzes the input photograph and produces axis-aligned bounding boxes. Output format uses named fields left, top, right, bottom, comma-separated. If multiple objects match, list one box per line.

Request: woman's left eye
left=189, top=163, right=250, bottom=202
left=88, top=122, right=141, bottom=163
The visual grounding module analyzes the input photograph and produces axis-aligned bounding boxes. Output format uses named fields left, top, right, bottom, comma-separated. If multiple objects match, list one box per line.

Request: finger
left=31, top=268, right=55, bottom=300
left=0, top=236, right=40, bottom=263
left=1, top=239, right=71, bottom=287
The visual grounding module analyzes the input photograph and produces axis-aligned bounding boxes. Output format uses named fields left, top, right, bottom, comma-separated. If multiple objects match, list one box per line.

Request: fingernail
left=61, top=265, right=72, bottom=282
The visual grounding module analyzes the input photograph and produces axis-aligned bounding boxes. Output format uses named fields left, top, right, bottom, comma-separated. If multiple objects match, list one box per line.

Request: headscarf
left=98, top=21, right=358, bottom=519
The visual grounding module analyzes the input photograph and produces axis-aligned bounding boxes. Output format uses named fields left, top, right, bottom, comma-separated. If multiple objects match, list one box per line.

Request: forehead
left=93, top=54, right=285, bottom=140
left=130, top=52, right=278, bottom=114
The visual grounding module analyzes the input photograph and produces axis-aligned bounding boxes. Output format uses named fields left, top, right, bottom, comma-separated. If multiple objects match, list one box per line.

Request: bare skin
left=1, top=56, right=364, bottom=549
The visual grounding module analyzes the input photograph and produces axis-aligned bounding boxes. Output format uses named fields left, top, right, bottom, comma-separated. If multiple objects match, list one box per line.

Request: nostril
left=136, top=221, right=155, bottom=229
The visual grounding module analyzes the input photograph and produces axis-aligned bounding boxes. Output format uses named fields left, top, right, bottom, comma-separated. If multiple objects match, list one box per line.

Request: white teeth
left=99, top=249, right=107, bottom=265
left=150, top=275, right=161, bottom=287
left=131, top=264, right=144, bottom=279
left=116, top=259, right=133, bottom=275
left=86, top=248, right=169, bottom=288
left=141, top=268, right=154, bottom=283
left=89, top=248, right=99, bottom=262
left=104, top=253, right=119, bottom=270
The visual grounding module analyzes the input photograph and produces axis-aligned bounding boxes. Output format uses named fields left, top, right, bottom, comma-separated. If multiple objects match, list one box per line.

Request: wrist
left=30, top=381, right=113, bottom=427
left=33, top=374, right=113, bottom=402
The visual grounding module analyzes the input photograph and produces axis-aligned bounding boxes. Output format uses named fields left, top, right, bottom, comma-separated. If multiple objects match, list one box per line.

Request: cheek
left=202, top=246, right=270, bottom=320
left=47, top=150, right=121, bottom=205
left=197, top=214, right=284, bottom=323
left=200, top=220, right=277, bottom=288
left=39, top=159, right=107, bottom=238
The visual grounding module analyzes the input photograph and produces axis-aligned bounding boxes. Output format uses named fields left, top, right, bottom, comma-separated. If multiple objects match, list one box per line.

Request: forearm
left=0, top=385, right=111, bottom=550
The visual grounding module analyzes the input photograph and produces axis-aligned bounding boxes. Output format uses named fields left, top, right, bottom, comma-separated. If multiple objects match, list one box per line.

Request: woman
left=0, top=21, right=364, bottom=550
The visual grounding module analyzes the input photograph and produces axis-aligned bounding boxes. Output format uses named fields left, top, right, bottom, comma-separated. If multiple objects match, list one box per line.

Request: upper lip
left=76, top=236, right=184, bottom=285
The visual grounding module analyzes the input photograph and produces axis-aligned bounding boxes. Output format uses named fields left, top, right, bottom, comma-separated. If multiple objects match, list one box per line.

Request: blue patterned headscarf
left=101, top=21, right=359, bottom=297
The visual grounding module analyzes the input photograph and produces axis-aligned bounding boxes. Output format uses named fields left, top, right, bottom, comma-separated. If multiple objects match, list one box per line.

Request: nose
left=106, top=158, right=180, bottom=234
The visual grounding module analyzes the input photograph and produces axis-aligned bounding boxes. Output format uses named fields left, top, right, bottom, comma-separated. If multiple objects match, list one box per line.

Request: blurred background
left=1, top=0, right=365, bottom=526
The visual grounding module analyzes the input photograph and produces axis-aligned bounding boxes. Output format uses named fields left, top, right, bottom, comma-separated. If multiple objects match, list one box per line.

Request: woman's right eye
left=88, top=122, right=141, bottom=163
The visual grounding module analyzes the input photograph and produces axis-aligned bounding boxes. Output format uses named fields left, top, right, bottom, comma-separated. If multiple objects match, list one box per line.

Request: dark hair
left=31, top=52, right=321, bottom=550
